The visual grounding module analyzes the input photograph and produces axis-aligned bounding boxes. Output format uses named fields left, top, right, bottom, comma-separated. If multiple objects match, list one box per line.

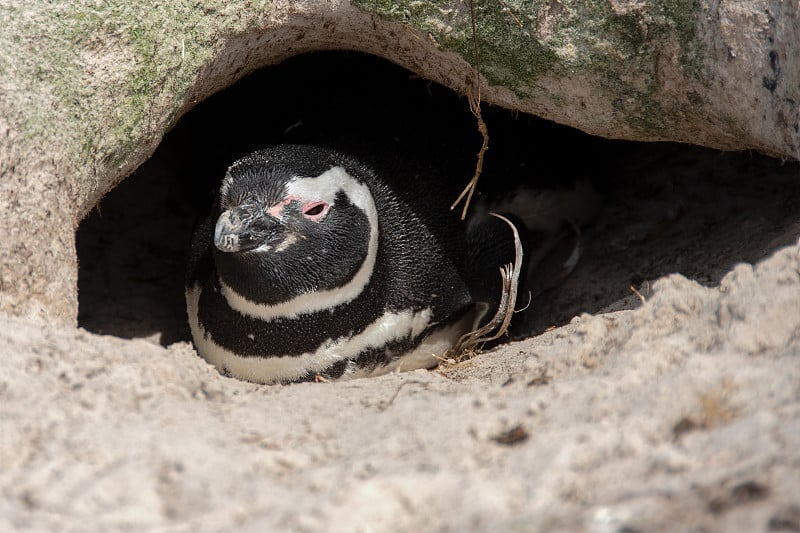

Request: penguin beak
left=214, top=205, right=281, bottom=253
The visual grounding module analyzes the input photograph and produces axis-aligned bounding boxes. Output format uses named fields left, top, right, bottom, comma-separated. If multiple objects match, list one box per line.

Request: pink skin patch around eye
left=301, top=201, right=330, bottom=221
left=266, top=196, right=330, bottom=221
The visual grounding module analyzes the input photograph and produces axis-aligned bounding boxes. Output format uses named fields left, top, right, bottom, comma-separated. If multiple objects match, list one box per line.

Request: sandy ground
left=4, top=55, right=800, bottom=531
left=3, top=142, right=799, bottom=531
left=2, top=249, right=800, bottom=531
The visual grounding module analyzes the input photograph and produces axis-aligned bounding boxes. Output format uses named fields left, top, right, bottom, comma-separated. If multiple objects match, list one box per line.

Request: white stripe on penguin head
left=219, top=166, right=379, bottom=321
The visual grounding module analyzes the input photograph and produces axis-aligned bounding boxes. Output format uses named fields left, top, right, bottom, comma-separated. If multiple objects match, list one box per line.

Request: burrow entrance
left=76, top=51, right=800, bottom=349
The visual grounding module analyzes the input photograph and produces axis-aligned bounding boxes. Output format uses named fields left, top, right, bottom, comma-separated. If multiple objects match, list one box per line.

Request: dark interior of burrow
left=76, top=51, right=800, bottom=347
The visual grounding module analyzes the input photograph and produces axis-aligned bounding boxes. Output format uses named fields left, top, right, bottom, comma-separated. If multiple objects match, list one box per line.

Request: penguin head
left=212, top=145, right=379, bottom=311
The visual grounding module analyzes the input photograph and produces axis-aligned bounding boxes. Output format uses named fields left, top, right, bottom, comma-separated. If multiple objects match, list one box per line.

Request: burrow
left=76, top=51, right=800, bottom=352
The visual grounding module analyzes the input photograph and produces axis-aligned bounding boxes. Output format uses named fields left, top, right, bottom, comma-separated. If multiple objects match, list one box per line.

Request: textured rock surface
left=0, top=0, right=798, bottom=321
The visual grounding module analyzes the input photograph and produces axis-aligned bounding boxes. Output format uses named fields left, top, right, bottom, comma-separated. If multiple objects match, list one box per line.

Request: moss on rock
left=1, top=1, right=274, bottom=205
left=353, top=0, right=705, bottom=136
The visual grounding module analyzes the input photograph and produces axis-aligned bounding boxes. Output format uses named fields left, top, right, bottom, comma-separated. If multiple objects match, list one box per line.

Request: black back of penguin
left=186, top=144, right=490, bottom=384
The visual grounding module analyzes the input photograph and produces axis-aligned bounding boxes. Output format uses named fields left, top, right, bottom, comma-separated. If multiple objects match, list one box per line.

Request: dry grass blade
left=445, top=213, right=524, bottom=361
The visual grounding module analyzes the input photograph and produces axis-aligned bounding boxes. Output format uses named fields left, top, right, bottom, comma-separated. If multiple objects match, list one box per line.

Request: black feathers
left=186, top=145, right=484, bottom=384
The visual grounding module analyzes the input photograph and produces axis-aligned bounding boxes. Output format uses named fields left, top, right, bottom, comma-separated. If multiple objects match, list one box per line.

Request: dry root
left=444, top=213, right=524, bottom=362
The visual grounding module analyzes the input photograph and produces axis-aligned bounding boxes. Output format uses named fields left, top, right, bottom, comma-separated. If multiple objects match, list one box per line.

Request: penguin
left=186, top=144, right=515, bottom=384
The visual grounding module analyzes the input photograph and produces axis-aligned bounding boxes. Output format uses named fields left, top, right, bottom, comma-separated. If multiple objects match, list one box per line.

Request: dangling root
left=450, top=0, right=489, bottom=221
left=444, top=213, right=524, bottom=361
left=450, top=76, right=489, bottom=221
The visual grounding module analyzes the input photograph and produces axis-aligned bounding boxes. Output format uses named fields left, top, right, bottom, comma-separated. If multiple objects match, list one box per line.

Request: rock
left=0, top=0, right=797, bottom=320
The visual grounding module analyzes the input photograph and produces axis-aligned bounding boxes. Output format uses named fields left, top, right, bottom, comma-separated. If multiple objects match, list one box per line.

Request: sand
left=4, top=142, right=800, bottom=532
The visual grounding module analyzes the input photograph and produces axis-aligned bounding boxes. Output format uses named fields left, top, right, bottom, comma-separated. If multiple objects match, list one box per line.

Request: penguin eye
left=302, top=201, right=329, bottom=221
